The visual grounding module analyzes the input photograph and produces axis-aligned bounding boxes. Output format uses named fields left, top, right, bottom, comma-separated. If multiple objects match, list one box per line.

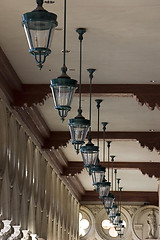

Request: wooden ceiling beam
left=81, top=191, right=158, bottom=206
left=44, top=131, right=160, bottom=152
left=11, top=83, right=160, bottom=111
left=62, top=161, right=160, bottom=178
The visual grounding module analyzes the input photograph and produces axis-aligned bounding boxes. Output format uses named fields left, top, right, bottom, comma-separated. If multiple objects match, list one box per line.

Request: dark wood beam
left=12, top=83, right=160, bottom=111
left=44, top=131, right=160, bottom=152
left=62, top=161, right=160, bottom=178
left=81, top=191, right=158, bottom=206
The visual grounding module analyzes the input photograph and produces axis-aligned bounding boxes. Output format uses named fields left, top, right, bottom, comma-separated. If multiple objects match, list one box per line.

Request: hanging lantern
left=69, top=28, right=90, bottom=154
left=50, top=0, right=77, bottom=121
left=115, top=220, right=123, bottom=232
left=50, top=76, right=77, bottom=121
left=118, top=225, right=125, bottom=237
left=103, top=193, right=115, bottom=214
left=80, top=69, right=99, bottom=166
left=113, top=212, right=121, bottom=226
left=81, top=142, right=99, bottom=168
left=108, top=204, right=118, bottom=220
left=98, top=178, right=111, bottom=199
left=22, top=0, right=58, bottom=69
left=69, top=116, right=90, bottom=153
left=89, top=163, right=105, bottom=190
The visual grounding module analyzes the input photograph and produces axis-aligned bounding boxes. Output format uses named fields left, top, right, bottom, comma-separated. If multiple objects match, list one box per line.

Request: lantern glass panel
left=24, top=21, right=55, bottom=50
left=81, top=151, right=98, bottom=167
left=51, top=85, right=76, bottom=108
left=99, top=184, right=110, bottom=198
left=109, top=205, right=118, bottom=220
left=103, top=195, right=114, bottom=209
left=92, top=171, right=105, bottom=185
left=113, top=213, right=121, bottom=225
left=69, top=124, right=89, bottom=143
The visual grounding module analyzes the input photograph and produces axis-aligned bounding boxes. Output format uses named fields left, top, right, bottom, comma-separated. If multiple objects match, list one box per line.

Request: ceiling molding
left=61, top=175, right=85, bottom=201
left=81, top=191, right=158, bottom=206
left=62, top=161, right=160, bottom=178
left=15, top=106, right=45, bottom=146
left=45, top=149, right=64, bottom=175
left=44, top=131, right=160, bottom=152
left=11, top=84, right=160, bottom=111
left=52, top=148, right=68, bottom=168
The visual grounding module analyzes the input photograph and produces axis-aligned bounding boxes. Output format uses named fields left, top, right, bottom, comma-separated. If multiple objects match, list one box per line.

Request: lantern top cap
left=22, top=0, right=58, bottom=27
left=99, top=180, right=111, bottom=187
left=50, top=77, right=77, bottom=87
left=81, top=143, right=99, bottom=152
left=90, top=164, right=105, bottom=173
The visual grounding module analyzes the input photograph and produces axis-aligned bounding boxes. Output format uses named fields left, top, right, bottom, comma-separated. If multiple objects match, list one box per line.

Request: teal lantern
left=109, top=204, right=118, bottom=220
left=50, top=0, right=77, bottom=121
left=89, top=162, right=106, bottom=190
left=22, top=0, right=58, bottom=69
left=50, top=76, right=77, bottom=121
left=80, top=69, right=99, bottom=167
left=98, top=178, right=111, bottom=199
left=103, top=193, right=115, bottom=214
left=69, top=28, right=90, bottom=153
left=81, top=142, right=99, bottom=168
left=69, top=116, right=90, bottom=153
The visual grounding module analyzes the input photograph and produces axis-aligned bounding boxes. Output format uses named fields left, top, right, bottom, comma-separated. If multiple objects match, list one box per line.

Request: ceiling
left=0, top=0, right=160, bottom=205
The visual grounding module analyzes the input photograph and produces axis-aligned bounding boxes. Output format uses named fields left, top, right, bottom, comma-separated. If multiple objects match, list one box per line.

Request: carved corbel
left=13, top=85, right=52, bottom=108
left=139, top=165, right=160, bottom=178
left=44, top=132, right=70, bottom=150
left=137, top=135, right=160, bottom=152
left=134, top=90, right=160, bottom=111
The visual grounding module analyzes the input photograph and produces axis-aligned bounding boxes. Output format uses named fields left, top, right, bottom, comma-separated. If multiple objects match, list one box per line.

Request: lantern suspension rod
left=110, top=156, right=115, bottom=191
left=114, top=169, right=117, bottom=205
left=62, top=0, right=67, bottom=74
left=87, top=69, right=96, bottom=141
left=76, top=28, right=86, bottom=113
left=37, top=0, right=43, bottom=6
left=102, top=122, right=108, bottom=162
left=119, top=187, right=123, bottom=214
left=106, top=141, right=111, bottom=182
left=117, top=178, right=121, bottom=211
left=114, top=169, right=117, bottom=192
left=95, top=99, right=103, bottom=152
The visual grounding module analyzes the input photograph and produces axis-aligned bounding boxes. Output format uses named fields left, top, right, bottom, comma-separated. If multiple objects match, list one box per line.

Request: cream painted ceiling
left=0, top=0, right=160, bottom=195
